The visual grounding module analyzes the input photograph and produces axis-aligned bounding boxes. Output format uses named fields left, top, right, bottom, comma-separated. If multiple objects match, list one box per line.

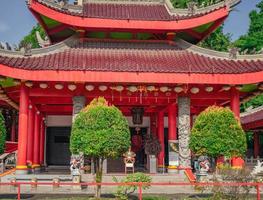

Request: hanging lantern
left=55, top=83, right=64, bottom=90
left=128, top=86, right=137, bottom=92
left=160, top=86, right=169, bottom=93
left=205, top=86, right=214, bottom=92
left=68, top=84, right=77, bottom=91
left=147, top=86, right=156, bottom=92
left=85, top=85, right=94, bottom=91
left=190, top=87, right=200, bottom=94
left=99, top=85, right=107, bottom=91
left=174, top=86, right=183, bottom=93
left=25, top=81, right=33, bottom=87
left=131, top=107, right=144, bottom=125
left=39, top=83, right=48, bottom=89
left=116, top=85, right=124, bottom=92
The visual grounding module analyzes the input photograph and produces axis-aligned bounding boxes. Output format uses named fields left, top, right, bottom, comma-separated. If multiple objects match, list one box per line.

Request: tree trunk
left=94, top=158, right=104, bottom=198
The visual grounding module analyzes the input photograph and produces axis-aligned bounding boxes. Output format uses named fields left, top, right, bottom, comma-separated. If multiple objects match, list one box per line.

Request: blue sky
left=0, top=0, right=261, bottom=45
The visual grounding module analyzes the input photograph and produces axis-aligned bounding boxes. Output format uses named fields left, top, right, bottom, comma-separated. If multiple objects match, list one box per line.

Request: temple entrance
left=46, top=127, right=71, bottom=166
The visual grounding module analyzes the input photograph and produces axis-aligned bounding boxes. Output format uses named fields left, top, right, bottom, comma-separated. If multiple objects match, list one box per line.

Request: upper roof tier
left=27, top=0, right=240, bottom=43
left=0, top=36, right=262, bottom=84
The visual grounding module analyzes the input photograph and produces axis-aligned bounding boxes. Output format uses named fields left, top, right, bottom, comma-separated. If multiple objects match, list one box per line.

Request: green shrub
left=189, top=106, right=247, bottom=158
left=0, top=112, right=6, bottom=154
left=70, top=97, right=130, bottom=198
left=113, top=173, right=152, bottom=200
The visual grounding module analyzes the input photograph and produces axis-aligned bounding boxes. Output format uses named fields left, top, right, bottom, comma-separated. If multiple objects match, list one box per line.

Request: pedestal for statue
left=148, top=155, right=157, bottom=174
left=72, top=175, right=81, bottom=190
left=168, top=140, right=179, bottom=174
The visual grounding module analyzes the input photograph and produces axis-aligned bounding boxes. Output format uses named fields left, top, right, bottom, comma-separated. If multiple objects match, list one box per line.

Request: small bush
left=113, top=173, right=152, bottom=200
left=0, top=113, right=6, bottom=154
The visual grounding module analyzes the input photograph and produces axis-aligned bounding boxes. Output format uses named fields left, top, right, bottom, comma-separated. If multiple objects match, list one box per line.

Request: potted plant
left=144, top=134, right=161, bottom=174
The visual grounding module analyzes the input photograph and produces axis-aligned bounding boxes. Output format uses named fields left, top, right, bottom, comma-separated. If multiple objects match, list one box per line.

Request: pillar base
left=167, top=166, right=179, bottom=174
left=16, top=166, right=28, bottom=175
left=158, top=165, right=166, bottom=173
left=32, top=164, right=41, bottom=174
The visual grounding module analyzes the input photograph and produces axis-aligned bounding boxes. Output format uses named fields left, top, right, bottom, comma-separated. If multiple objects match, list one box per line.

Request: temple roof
left=0, top=36, right=262, bottom=75
left=28, top=0, right=240, bottom=43
left=241, top=106, right=263, bottom=129
left=34, top=0, right=239, bottom=20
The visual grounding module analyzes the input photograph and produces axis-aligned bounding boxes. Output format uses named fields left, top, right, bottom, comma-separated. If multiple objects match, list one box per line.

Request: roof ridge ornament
left=187, top=1, right=197, bottom=15
left=36, top=31, right=50, bottom=47
left=20, top=42, right=32, bottom=56
left=228, top=47, right=239, bottom=59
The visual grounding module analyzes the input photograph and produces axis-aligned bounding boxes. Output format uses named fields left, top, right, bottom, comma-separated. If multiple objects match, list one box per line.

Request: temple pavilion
left=0, top=0, right=263, bottom=174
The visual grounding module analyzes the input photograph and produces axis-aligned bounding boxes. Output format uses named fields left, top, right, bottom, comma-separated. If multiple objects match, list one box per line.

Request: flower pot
left=231, top=157, right=244, bottom=169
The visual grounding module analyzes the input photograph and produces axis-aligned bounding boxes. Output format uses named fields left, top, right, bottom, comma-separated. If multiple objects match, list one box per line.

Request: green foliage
left=234, top=0, right=263, bottom=54
left=113, top=173, right=152, bottom=200
left=189, top=106, right=247, bottom=158
left=241, top=93, right=263, bottom=112
left=70, top=97, right=130, bottom=158
left=171, top=0, right=224, bottom=8
left=70, top=97, right=130, bottom=198
left=0, top=112, right=6, bottom=154
left=19, top=24, right=46, bottom=49
left=199, top=26, right=232, bottom=52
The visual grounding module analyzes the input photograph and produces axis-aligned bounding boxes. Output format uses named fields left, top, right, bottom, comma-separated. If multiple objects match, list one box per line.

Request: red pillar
left=230, top=87, right=240, bottom=118
left=32, top=110, right=41, bottom=169
left=39, top=116, right=45, bottom=166
left=16, top=83, right=29, bottom=172
left=157, top=111, right=165, bottom=168
left=26, top=105, right=35, bottom=164
left=254, top=132, right=260, bottom=158
left=168, top=104, right=177, bottom=141
left=150, top=114, right=157, bottom=137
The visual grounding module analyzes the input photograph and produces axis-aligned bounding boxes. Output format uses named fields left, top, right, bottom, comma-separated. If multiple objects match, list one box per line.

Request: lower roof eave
left=0, top=64, right=263, bottom=85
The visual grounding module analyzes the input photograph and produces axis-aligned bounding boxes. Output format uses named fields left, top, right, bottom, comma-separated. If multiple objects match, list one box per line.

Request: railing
left=0, top=181, right=262, bottom=200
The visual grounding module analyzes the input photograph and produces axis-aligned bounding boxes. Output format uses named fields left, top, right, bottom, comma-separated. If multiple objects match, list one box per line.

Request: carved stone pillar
left=72, top=96, right=86, bottom=122
left=178, top=97, right=191, bottom=170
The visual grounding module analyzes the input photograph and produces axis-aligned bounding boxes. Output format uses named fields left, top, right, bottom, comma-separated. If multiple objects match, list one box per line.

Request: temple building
left=0, top=0, right=263, bottom=174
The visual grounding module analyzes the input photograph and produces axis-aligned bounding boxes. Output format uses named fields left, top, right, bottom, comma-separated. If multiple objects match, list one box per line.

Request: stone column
left=16, top=83, right=29, bottom=174
left=72, top=96, right=86, bottom=122
left=72, top=96, right=88, bottom=174
left=178, top=97, right=191, bottom=171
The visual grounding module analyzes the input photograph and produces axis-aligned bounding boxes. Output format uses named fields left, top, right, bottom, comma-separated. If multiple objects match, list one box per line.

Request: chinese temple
left=0, top=0, right=263, bottom=174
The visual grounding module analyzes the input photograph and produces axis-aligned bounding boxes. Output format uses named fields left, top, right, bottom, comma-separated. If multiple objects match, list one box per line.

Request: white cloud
left=0, top=21, right=9, bottom=32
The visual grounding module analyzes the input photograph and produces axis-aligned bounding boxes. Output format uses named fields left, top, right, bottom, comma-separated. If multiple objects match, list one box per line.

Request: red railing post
left=138, top=182, right=142, bottom=200
left=257, top=183, right=261, bottom=200
left=17, top=183, right=21, bottom=200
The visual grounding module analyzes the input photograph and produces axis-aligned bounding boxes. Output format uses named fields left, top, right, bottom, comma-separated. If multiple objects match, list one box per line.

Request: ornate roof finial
left=229, top=47, right=239, bottom=59
left=5, top=42, right=12, bottom=51
left=36, top=31, right=50, bottom=47
left=187, top=1, right=197, bottom=15
left=20, top=42, right=32, bottom=56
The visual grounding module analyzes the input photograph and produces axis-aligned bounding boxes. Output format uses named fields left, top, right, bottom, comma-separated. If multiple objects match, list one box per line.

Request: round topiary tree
left=70, top=97, right=130, bottom=198
left=189, top=106, right=247, bottom=159
left=0, top=112, right=6, bottom=154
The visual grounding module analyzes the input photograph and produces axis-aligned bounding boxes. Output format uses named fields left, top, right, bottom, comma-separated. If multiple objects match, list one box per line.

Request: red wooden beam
left=242, top=120, right=263, bottom=130
left=1, top=64, right=262, bottom=85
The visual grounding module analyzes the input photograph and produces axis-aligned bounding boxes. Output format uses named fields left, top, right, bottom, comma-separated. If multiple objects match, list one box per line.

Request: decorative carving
left=251, top=160, right=263, bottom=176
left=187, top=2, right=197, bottom=15
left=72, top=96, right=86, bottom=122
left=20, top=42, right=32, bottom=56
left=229, top=47, right=239, bottom=59
left=36, top=31, right=50, bottom=47
left=178, top=97, right=191, bottom=168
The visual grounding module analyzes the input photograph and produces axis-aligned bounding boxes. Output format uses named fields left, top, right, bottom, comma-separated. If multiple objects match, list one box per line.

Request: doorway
left=46, top=127, right=71, bottom=166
